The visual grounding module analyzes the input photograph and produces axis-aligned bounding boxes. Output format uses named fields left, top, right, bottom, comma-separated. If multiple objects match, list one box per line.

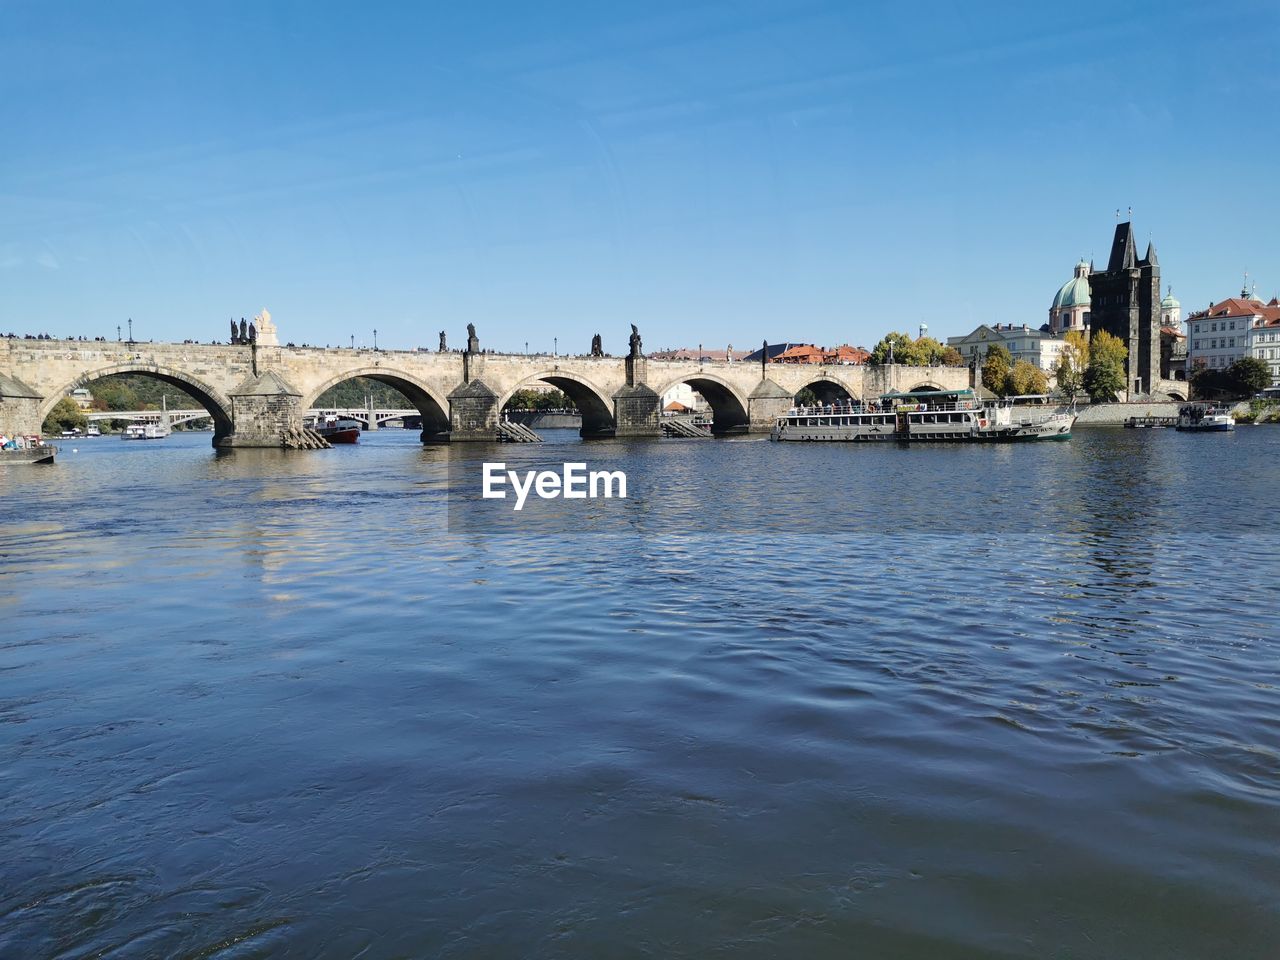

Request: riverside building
left=1186, top=289, right=1280, bottom=377
left=947, top=324, right=1066, bottom=374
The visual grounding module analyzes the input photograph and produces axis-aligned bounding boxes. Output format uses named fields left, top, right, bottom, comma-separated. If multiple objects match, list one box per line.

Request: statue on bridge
left=438, top=330, right=447, bottom=352
left=628, top=324, right=643, bottom=359
left=229, top=318, right=239, bottom=344
left=761, top=338, right=768, bottom=376
left=248, top=321, right=256, bottom=343
left=466, top=323, right=479, bottom=354
left=591, top=333, right=603, bottom=357
left=239, top=318, right=249, bottom=343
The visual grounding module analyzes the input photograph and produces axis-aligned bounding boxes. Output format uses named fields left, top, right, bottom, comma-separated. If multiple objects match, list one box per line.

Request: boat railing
left=888, top=400, right=983, bottom=413
left=787, top=400, right=986, bottom=416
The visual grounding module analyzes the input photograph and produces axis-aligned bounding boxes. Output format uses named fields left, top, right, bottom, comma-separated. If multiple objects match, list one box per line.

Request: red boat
left=311, top=415, right=362, bottom=444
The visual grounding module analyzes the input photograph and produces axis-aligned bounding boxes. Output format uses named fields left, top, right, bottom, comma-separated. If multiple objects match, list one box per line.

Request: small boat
left=1176, top=404, right=1234, bottom=432
left=60, top=427, right=83, bottom=437
left=86, top=425, right=101, bottom=437
left=309, top=414, right=361, bottom=444
left=121, top=421, right=171, bottom=440
left=0, top=436, right=57, bottom=465
left=771, top=389, right=1077, bottom=443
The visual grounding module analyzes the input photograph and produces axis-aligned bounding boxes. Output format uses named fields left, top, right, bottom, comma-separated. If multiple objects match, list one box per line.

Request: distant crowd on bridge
left=5, top=333, right=112, bottom=341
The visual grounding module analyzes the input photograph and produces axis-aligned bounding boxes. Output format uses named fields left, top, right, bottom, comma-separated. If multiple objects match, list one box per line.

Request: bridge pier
left=220, top=371, right=305, bottom=447
left=447, top=378, right=500, bottom=442
left=748, top=378, right=794, bottom=433
left=611, top=355, right=660, bottom=438
left=612, top=384, right=661, bottom=437
left=0, top=373, right=44, bottom=438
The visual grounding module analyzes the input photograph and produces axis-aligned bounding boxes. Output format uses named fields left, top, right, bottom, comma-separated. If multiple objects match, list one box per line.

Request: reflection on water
left=2, top=428, right=1278, bottom=958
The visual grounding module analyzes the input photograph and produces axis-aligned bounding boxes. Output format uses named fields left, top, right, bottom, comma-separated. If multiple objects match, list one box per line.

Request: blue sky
left=2, top=0, right=1278, bottom=352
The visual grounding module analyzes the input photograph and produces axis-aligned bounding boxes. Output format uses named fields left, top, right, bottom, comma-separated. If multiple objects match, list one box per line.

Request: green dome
left=1161, top=291, right=1180, bottom=309
left=1052, top=262, right=1091, bottom=310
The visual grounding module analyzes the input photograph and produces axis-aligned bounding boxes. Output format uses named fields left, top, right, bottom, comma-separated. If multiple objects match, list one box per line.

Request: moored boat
left=122, top=421, right=171, bottom=440
left=770, top=389, right=1076, bottom=443
left=1175, top=404, right=1234, bottom=432
left=0, top=435, right=57, bottom=464
left=308, top=414, right=362, bottom=444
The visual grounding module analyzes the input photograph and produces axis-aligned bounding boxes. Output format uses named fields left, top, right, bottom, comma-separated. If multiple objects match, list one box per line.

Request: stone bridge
left=1, top=335, right=968, bottom=446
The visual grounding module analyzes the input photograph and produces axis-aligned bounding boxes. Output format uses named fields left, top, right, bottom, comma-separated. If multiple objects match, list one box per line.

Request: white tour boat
left=1175, top=404, right=1235, bottom=432
left=121, top=421, right=171, bottom=440
left=770, top=389, right=1076, bottom=443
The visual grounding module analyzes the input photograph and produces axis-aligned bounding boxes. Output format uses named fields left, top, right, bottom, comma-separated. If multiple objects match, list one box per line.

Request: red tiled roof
left=775, top=344, right=824, bottom=362
left=1186, top=297, right=1280, bottom=324
left=771, top=343, right=869, bottom=364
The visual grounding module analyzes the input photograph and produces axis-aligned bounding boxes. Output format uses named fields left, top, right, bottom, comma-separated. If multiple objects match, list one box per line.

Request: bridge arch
left=302, top=367, right=452, bottom=441
left=498, top=371, right=616, bottom=438
left=40, top=363, right=235, bottom=445
left=656, top=373, right=750, bottom=434
left=903, top=380, right=945, bottom=393
left=796, top=374, right=860, bottom=405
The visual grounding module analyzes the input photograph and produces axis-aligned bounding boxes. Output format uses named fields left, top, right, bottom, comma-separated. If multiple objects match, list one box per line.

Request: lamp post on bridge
left=373, top=328, right=378, bottom=351
left=127, top=318, right=133, bottom=343
left=350, top=334, right=354, bottom=350
left=554, top=336, right=558, bottom=357
left=117, top=325, right=121, bottom=342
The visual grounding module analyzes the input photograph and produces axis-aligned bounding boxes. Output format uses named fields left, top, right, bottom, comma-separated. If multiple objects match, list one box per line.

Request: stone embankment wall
left=1075, top=401, right=1250, bottom=425
left=505, top=411, right=582, bottom=429
left=1075, top=402, right=1180, bottom=425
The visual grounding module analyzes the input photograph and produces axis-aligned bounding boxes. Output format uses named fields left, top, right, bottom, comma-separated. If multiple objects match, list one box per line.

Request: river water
left=2, top=427, right=1277, bottom=958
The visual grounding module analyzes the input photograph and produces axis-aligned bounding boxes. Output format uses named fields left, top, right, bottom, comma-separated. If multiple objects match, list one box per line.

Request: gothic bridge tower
left=1088, top=221, right=1161, bottom=397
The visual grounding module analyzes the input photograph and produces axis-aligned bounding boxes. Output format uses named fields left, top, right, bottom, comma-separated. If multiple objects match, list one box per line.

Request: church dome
left=1161, top=290, right=1180, bottom=309
left=1052, top=260, right=1092, bottom=309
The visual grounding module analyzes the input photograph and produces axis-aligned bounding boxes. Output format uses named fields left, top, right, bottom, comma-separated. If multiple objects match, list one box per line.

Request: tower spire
left=1108, top=221, right=1136, bottom=271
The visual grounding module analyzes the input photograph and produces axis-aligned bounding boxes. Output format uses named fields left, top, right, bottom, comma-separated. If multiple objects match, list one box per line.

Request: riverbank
left=1074, top=400, right=1252, bottom=425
